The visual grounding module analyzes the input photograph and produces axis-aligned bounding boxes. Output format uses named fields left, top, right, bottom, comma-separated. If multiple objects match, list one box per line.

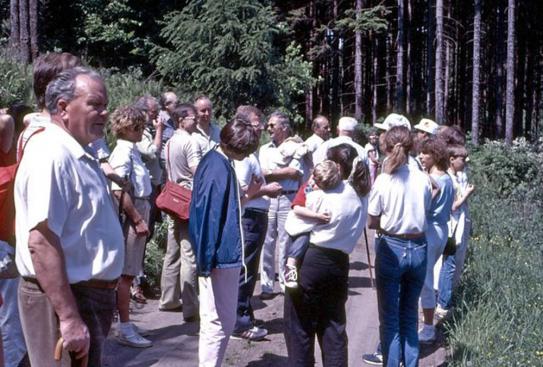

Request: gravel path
left=104, top=231, right=447, bottom=366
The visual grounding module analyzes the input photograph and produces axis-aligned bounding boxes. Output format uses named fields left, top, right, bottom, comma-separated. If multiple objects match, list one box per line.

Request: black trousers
left=234, top=208, right=268, bottom=332
left=284, top=244, right=349, bottom=367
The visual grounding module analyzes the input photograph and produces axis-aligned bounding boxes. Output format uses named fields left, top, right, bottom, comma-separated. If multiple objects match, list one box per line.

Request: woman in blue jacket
left=189, top=118, right=260, bottom=367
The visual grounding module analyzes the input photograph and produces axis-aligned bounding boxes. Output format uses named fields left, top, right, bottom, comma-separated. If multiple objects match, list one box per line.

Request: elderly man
left=258, top=111, right=303, bottom=298
left=158, top=91, right=178, bottom=168
left=305, top=115, right=330, bottom=161
left=232, top=106, right=282, bottom=340
left=313, top=116, right=367, bottom=165
left=15, top=67, right=124, bottom=366
left=193, top=95, right=221, bottom=153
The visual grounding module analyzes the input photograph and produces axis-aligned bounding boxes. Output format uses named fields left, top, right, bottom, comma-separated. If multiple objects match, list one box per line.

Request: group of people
left=0, top=51, right=475, bottom=367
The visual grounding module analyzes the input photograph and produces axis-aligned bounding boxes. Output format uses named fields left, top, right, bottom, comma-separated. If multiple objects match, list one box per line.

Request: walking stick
left=363, top=229, right=375, bottom=289
left=54, top=337, right=89, bottom=367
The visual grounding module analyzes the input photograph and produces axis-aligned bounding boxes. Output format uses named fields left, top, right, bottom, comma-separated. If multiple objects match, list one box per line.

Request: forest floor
left=103, top=231, right=448, bottom=367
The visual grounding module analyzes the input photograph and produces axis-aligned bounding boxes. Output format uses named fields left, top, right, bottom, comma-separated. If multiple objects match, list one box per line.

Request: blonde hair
left=313, top=160, right=342, bottom=190
left=382, top=126, right=412, bottom=174
left=110, top=105, right=146, bottom=137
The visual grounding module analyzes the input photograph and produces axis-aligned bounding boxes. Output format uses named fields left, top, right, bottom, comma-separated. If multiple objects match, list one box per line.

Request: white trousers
left=260, top=195, right=292, bottom=293
left=198, top=267, right=240, bottom=367
left=420, top=222, right=447, bottom=309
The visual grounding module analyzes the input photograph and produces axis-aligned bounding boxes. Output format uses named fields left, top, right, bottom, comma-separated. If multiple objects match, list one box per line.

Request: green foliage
left=153, top=0, right=315, bottom=123
left=335, top=5, right=390, bottom=34
left=446, top=139, right=543, bottom=366
left=0, top=56, right=33, bottom=107
left=143, top=221, right=167, bottom=290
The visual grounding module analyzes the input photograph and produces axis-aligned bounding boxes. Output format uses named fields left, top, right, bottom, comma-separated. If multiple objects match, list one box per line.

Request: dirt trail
left=104, top=231, right=447, bottom=366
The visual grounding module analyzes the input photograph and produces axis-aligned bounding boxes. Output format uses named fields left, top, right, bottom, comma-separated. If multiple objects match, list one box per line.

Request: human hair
left=381, top=126, right=413, bottom=174
left=159, top=91, right=177, bottom=109
left=110, top=105, right=146, bottom=137
left=448, top=144, right=468, bottom=159
left=134, top=95, right=158, bottom=113
left=420, top=137, right=449, bottom=171
left=326, top=143, right=358, bottom=179
left=45, top=67, right=102, bottom=115
left=313, top=160, right=342, bottom=191
left=194, top=95, right=212, bottom=106
left=220, top=117, right=259, bottom=156
left=311, top=115, right=328, bottom=130
left=235, top=105, right=263, bottom=124
left=170, top=103, right=196, bottom=127
left=269, top=110, right=292, bottom=134
left=33, top=52, right=82, bottom=109
left=437, top=125, right=466, bottom=146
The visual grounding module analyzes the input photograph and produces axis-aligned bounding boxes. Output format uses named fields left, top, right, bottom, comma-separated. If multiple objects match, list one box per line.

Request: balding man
left=15, top=67, right=124, bottom=366
left=193, top=95, right=221, bottom=153
left=313, top=116, right=367, bottom=165
left=305, top=115, right=330, bottom=161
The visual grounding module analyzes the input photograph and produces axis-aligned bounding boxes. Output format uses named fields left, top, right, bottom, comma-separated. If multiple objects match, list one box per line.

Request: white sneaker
left=435, top=305, right=450, bottom=321
left=117, top=323, right=153, bottom=348
left=231, top=326, right=268, bottom=341
left=418, top=324, right=436, bottom=344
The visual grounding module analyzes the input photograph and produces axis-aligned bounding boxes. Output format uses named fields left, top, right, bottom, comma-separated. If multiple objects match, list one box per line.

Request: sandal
left=131, top=285, right=147, bottom=304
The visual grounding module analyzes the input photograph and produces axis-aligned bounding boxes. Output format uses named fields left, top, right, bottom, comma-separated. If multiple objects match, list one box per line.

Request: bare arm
left=293, top=205, right=330, bottom=223
left=0, top=114, right=14, bottom=154
left=113, top=191, right=149, bottom=236
left=29, top=222, right=89, bottom=359
left=100, top=162, right=131, bottom=192
left=368, top=215, right=381, bottom=230
left=264, top=167, right=301, bottom=182
left=452, top=184, right=475, bottom=211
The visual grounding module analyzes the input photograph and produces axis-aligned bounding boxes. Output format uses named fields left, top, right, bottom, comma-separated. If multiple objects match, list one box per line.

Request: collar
left=47, top=123, right=92, bottom=160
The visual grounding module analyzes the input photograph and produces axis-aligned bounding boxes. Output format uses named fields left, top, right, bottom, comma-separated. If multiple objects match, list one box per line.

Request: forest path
left=104, top=230, right=447, bottom=366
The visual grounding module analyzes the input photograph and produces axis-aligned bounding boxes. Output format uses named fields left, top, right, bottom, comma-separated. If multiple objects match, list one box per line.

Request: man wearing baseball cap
left=313, top=116, right=367, bottom=165
left=374, top=113, right=412, bottom=131
left=414, top=118, right=439, bottom=139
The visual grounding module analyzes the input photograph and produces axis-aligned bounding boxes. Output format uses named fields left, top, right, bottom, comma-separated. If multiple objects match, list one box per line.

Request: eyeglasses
left=184, top=116, right=196, bottom=121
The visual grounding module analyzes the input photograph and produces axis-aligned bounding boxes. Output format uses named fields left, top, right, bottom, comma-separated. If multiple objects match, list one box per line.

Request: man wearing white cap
left=414, top=118, right=439, bottom=139
left=312, top=116, right=367, bottom=165
left=374, top=112, right=412, bottom=131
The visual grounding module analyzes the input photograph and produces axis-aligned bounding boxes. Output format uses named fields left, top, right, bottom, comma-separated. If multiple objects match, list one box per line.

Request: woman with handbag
left=158, top=103, right=201, bottom=322
left=109, top=106, right=152, bottom=348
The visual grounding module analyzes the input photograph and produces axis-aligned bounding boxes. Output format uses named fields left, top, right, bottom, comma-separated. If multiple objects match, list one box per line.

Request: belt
left=380, top=231, right=425, bottom=240
left=280, top=190, right=298, bottom=195
left=245, top=207, right=268, bottom=215
left=23, top=277, right=118, bottom=290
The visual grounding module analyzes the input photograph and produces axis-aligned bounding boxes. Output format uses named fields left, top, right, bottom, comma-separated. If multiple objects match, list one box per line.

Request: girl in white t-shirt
left=368, top=126, right=432, bottom=367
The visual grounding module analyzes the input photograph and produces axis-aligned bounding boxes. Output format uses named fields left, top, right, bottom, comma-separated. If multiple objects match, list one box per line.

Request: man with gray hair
left=15, top=67, right=125, bottom=366
left=313, top=116, right=367, bottom=165
left=258, top=111, right=303, bottom=298
left=305, top=114, right=331, bottom=161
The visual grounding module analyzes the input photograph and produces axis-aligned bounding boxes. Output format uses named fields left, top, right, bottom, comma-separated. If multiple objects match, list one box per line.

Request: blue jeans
left=287, top=233, right=310, bottom=260
left=375, top=235, right=427, bottom=367
left=437, top=253, right=455, bottom=309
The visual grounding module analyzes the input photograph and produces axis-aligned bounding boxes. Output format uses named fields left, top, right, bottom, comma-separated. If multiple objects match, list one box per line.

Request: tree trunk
left=426, top=0, right=434, bottom=115
left=9, top=0, right=20, bottom=59
left=386, top=32, right=393, bottom=111
left=372, top=37, right=379, bottom=124
left=406, top=0, right=412, bottom=115
left=29, top=0, right=38, bottom=59
left=435, top=0, right=444, bottom=123
left=504, top=0, right=515, bottom=144
left=18, top=0, right=30, bottom=63
left=471, top=0, right=482, bottom=145
left=354, top=0, right=363, bottom=121
left=395, top=0, right=405, bottom=112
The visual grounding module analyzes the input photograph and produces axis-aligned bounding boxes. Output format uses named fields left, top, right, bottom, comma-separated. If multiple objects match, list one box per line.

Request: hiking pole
left=363, top=229, right=375, bottom=289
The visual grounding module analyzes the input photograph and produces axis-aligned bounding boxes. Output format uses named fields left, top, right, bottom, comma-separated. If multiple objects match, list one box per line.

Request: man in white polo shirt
left=313, top=116, right=368, bottom=165
left=15, top=67, right=124, bottom=367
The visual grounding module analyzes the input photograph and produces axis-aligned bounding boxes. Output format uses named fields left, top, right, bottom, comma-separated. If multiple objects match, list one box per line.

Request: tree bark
left=471, top=0, right=482, bottom=145
left=426, top=0, right=434, bottom=115
left=435, top=0, right=444, bottom=123
left=354, top=0, right=363, bottom=121
left=18, top=0, right=30, bottom=63
left=395, top=0, right=405, bottom=112
left=504, top=0, right=515, bottom=144
left=9, top=0, right=20, bottom=60
left=372, top=37, right=379, bottom=124
left=29, top=0, right=38, bottom=59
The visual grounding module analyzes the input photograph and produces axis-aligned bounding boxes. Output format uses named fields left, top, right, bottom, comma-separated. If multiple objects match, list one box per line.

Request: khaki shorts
left=122, top=198, right=151, bottom=276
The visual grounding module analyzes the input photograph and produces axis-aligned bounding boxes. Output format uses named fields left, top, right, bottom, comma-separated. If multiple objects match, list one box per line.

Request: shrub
left=445, top=139, right=543, bottom=366
left=0, top=56, right=33, bottom=107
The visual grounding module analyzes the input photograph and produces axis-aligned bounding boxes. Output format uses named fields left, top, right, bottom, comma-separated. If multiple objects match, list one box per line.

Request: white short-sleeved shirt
left=166, top=130, right=201, bottom=190
left=369, top=164, right=432, bottom=234
left=234, top=154, right=270, bottom=211
left=313, top=136, right=368, bottom=165
left=193, top=123, right=221, bottom=154
left=89, top=138, right=110, bottom=161
left=308, top=182, right=368, bottom=254
left=305, top=133, right=324, bottom=157
left=136, top=126, right=163, bottom=186
left=109, top=139, right=152, bottom=198
left=259, top=141, right=302, bottom=192
left=15, top=123, right=125, bottom=283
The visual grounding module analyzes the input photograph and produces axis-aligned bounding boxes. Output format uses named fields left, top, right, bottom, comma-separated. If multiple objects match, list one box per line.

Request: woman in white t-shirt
left=368, top=126, right=432, bottom=367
